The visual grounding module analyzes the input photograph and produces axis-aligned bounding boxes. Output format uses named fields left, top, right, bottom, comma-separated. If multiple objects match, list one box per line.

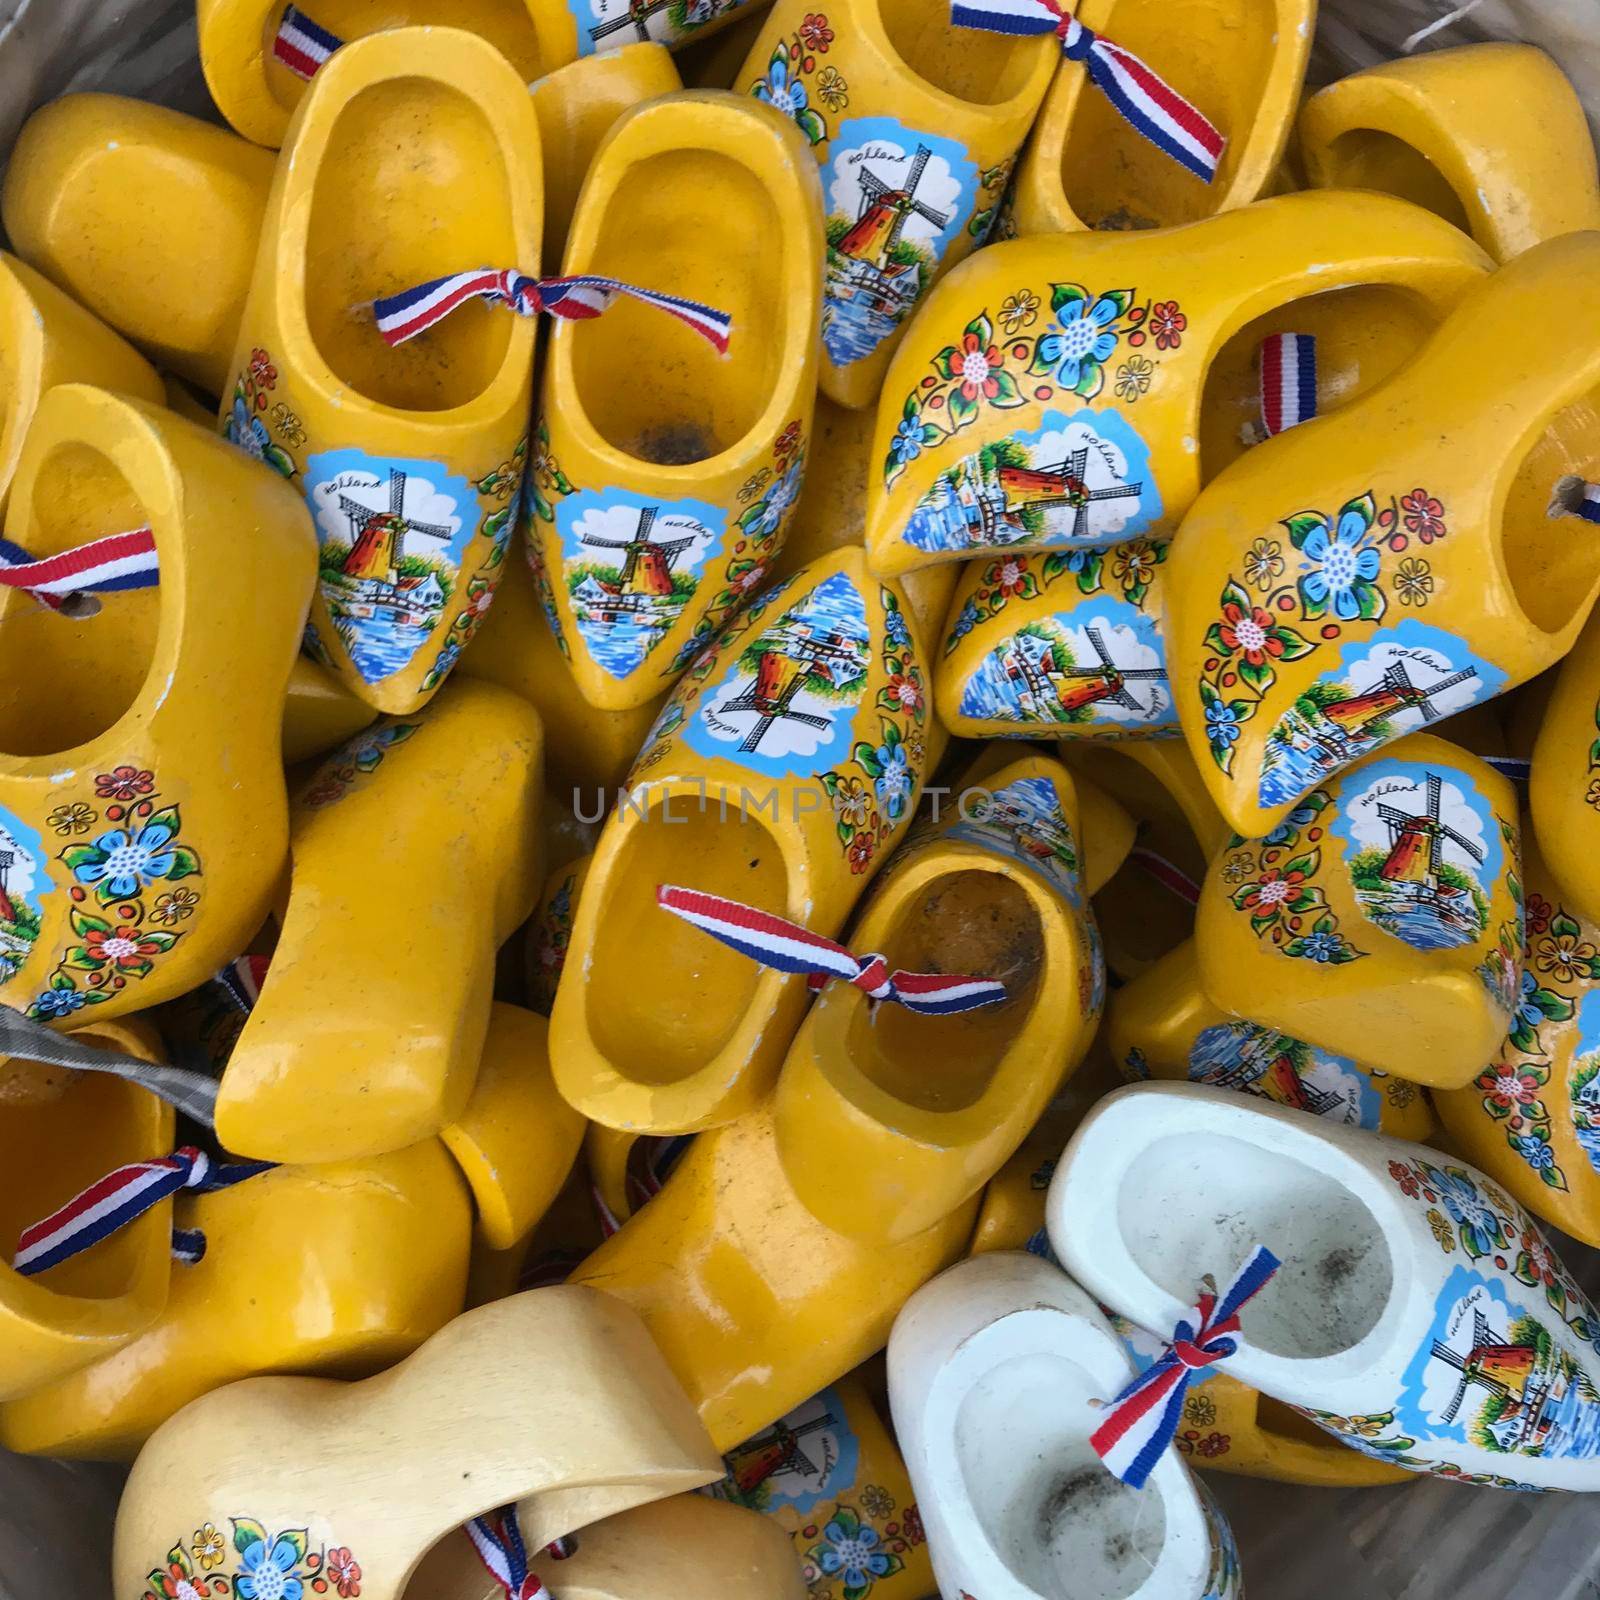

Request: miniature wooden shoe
left=2, top=95, right=275, bottom=395
left=704, top=1373, right=932, bottom=1600
left=570, top=1103, right=976, bottom=1450
left=110, top=1287, right=723, bottom=1599
left=550, top=550, right=928, bottom=1134
left=1299, top=44, right=1600, bottom=266
left=529, top=45, right=684, bottom=267
left=527, top=853, right=590, bottom=1016
left=0, top=1139, right=471, bottom=1461
left=531, top=90, right=822, bottom=711
left=0, top=256, right=163, bottom=515
left=1053, top=1082, right=1600, bottom=1491
left=1008, top=0, right=1314, bottom=236
left=1195, top=732, right=1522, bottom=1091
left=774, top=752, right=1102, bottom=1243
left=867, top=190, right=1491, bottom=579
left=1111, top=939, right=1436, bottom=1139
left=281, top=657, right=376, bottom=765
left=1531, top=604, right=1600, bottom=926
left=0, top=1018, right=173, bottom=1402
left=215, top=682, right=544, bottom=1163
left=1169, top=231, right=1600, bottom=836
left=0, top=385, right=312, bottom=1026
left=889, top=1252, right=1242, bottom=1600
left=732, top=0, right=1057, bottom=409
left=221, top=27, right=542, bottom=713
left=197, top=0, right=579, bottom=148
left=440, top=1003, right=585, bottom=1251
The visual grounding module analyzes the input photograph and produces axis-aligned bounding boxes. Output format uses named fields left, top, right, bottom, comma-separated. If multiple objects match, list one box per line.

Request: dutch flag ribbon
left=949, top=0, right=1225, bottom=183
left=0, top=528, right=159, bottom=612
left=1128, top=845, right=1200, bottom=907
left=13, top=1146, right=276, bottom=1278
left=1090, top=1245, right=1280, bottom=1489
left=466, top=1506, right=553, bottom=1600
left=656, top=884, right=1008, bottom=1015
left=1553, top=476, right=1600, bottom=526
left=1259, top=332, right=1319, bottom=438
left=1480, top=755, right=1532, bottom=784
left=372, top=269, right=734, bottom=356
left=272, top=5, right=344, bottom=81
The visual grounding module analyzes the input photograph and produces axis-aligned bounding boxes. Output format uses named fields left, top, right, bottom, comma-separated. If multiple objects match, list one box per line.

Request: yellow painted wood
left=281, top=657, right=376, bottom=766
left=1531, top=602, right=1600, bottom=925
left=526, top=853, right=590, bottom=1018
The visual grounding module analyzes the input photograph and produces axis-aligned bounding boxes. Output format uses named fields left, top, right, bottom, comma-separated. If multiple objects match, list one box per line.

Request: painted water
left=573, top=604, right=678, bottom=679
left=821, top=287, right=905, bottom=367
left=331, top=601, right=437, bottom=683
left=1355, top=884, right=1481, bottom=952
left=1259, top=716, right=1371, bottom=808
left=902, top=475, right=1012, bottom=554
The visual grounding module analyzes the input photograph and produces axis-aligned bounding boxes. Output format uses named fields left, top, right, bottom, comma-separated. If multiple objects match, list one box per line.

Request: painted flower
left=31, top=985, right=86, bottom=1019
left=799, top=12, right=833, bottom=49
left=1385, top=1077, right=1418, bottom=1109
left=873, top=740, right=913, bottom=818
left=1388, top=1160, right=1421, bottom=1198
left=226, top=394, right=296, bottom=477
left=742, top=458, right=804, bottom=543
left=954, top=328, right=1007, bottom=402
left=234, top=1527, right=311, bottom=1600
left=1184, top=1394, right=1218, bottom=1427
left=1514, top=1134, right=1557, bottom=1172
left=1429, top=1166, right=1505, bottom=1256
left=95, top=766, right=154, bottom=801
left=1483, top=1066, right=1543, bottom=1110
left=809, top=1509, right=900, bottom=1591
left=1535, top=929, right=1598, bottom=982
left=1427, top=1208, right=1456, bottom=1252
left=1217, top=598, right=1286, bottom=669
left=1032, top=288, right=1126, bottom=397
left=1524, top=893, right=1553, bottom=935
left=1393, top=556, right=1433, bottom=608
left=774, top=419, right=803, bottom=462
left=1400, top=488, right=1446, bottom=543
left=1204, top=695, right=1243, bottom=748
left=885, top=603, right=912, bottom=652
left=899, top=1506, right=925, bottom=1546
left=145, top=1556, right=209, bottom=1600
left=48, top=801, right=97, bottom=836
left=1519, top=1226, right=1558, bottom=1285
left=949, top=597, right=981, bottom=643
left=752, top=47, right=824, bottom=142
left=271, top=402, right=306, bottom=448
left=1193, top=1431, right=1230, bottom=1457
left=1294, top=928, right=1346, bottom=963
left=989, top=557, right=1030, bottom=598
left=325, top=1548, right=362, bottom=1598
left=192, top=1527, right=225, bottom=1572
left=816, top=64, right=848, bottom=109
left=1297, top=505, right=1383, bottom=621
left=1148, top=300, right=1186, bottom=350
left=1111, top=543, right=1157, bottom=592
left=1221, top=851, right=1255, bottom=884
left=1000, top=289, right=1040, bottom=333
left=248, top=348, right=277, bottom=390
left=833, top=776, right=872, bottom=829
left=859, top=1485, right=895, bottom=1519
left=65, top=819, right=188, bottom=898
left=848, top=830, right=876, bottom=874
left=80, top=921, right=168, bottom=972
left=891, top=415, right=926, bottom=467
left=885, top=672, right=924, bottom=712
left=1113, top=354, right=1154, bottom=401
left=1236, top=864, right=1309, bottom=916
left=739, top=466, right=772, bottom=502
left=1243, top=537, right=1284, bottom=589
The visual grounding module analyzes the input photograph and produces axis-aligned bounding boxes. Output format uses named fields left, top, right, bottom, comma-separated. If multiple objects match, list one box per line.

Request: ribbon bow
left=466, top=1507, right=553, bottom=1600
left=657, top=885, right=1007, bottom=1015
left=0, top=529, right=159, bottom=612
left=1090, top=1245, right=1280, bottom=1488
left=950, top=0, right=1224, bottom=183
left=372, top=270, right=733, bottom=355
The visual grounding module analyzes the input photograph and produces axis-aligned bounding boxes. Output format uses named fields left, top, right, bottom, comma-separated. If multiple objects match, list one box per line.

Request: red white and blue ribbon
left=272, top=5, right=343, bottom=80
left=656, top=885, right=1007, bottom=1015
left=466, top=1506, right=552, bottom=1600
left=216, top=953, right=271, bottom=1014
left=1128, top=846, right=1200, bottom=907
left=13, top=1146, right=275, bottom=1278
left=1090, top=1245, right=1280, bottom=1488
left=1554, top=476, right=1600, bottom=526
left=0, top=529, right=159, bottom=612
left=372, top=270, right=734, bottom=355
left=1259, top=333, right=1318, bottom=438
left=950, top=0, right=1224, bottom=182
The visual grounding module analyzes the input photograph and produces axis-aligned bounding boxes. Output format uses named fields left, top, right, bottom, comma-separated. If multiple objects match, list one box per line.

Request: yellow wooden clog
left=0, top=1018, right=173, bottom=1402
left=221, top=26, right=542, bottom=714
left=1109, top=938, right=1435, bottom=1138
left=110, top=1288, right=723, bottom=1600
left=0, top=1139, right=472, bottom=1461
left=527, top=853, right=590, bottom=1016
left=2, top=94, right=276, bottom=395
left=1530, top=602, right=1600, bottom=925
left=732, top=0, right=1057, bottom=408
left=0, top=255, right=163, bottom=517
left=1299, top=44, right=1600, bottom=266
left=550, top=549, right=928, bottom=1134
left=571, top=1103, right=976, bottom=1450
left=215, top=681, right=544, bottom=1164
left=0, top=384, right=312, bottom=1027
left=1196, top=731, right=1522, bottom=1092
left=867, top=190, right=1492, bottom=579
left=1008, top=0, right=1314, bottom=236
left=773, top=752, right=1101, bottom=1243
left=281, top=656, right=377, bottom=765
left=678, top=1, right=774, bottom=88
left=532, top=91, right=822, bottom=711
left=705, top=1373, right=933, bottom=1600
left=1168, top=232, right=1600, bottom=836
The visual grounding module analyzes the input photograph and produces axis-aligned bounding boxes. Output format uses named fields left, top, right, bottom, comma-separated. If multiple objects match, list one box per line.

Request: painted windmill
left=837, top=145, right=952, bottom=272
left=1036, top=625, right=1167, bottom=717
left=1432, top=1308, right=1537, bottom=1425
left=340, top=468, right=452, bottom=583
left=1376, top=772, right=1484, bottom=900
left=995, top=447, right=1144, bottom=541
left=725, top=1411, right=838, bottom=1495
left=1199, top=1029, right=1344, bottom=1118
left=589, top=0, right=671, bottom=44
left=724, top=621, right=864, bottom=754
left=579, top=506, right=696, bottom=597
left=1321, top=660, right=1481, bottom=743
left=0, top=848, right=15, bottom=924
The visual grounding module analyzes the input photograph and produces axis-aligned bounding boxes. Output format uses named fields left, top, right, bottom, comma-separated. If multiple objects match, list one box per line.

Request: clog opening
left=1116, top=1133, right=1392, bottom=1359
left=877, top=4, right=1045, bottom=105
left=957, top=1349, right=1167, bottom=1600
left=588, top=798, right=786, bottom=1083
left=305, top=77, right=518, bottom=412
left=851, top=868, right=1043, bottom=1111
left=1316, top=131, right=1474, bottom=239
left=0, top=442, right=160, bottom=757
left=262, top=3, right=551, bottom=121
left=572, top=151, right=783, bottom=464
left=1059, top=0, right=1277, bottom=229
left=1200, top=284, right=1442, bottom=484
left=1503, top=391, right=1600, bottom=633
left=1258, top=1393, right=1356, bottom=1451
left=0, top=1071, right=157, bottom=1299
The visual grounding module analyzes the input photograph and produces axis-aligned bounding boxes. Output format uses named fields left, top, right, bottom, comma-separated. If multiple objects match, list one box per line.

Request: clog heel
left=550, top=550, right=929, bottom=1134
left=198, top=0, right=577, bottom=148
left=1300, top=44, right=1600, bottom=266
left=732, top=0, right=1057, bottom=408
left=281, top=656, right=376, bottom=764
left=2, top=95, right=276, bottom=394
left=773, top=752, right=1102, bottom=1243
left=531, top=90, right=822, bottom=711
left=1052, top=1082, right=1600, bottom=1491
left=1009, top=0, right=1314, bottom=237
left=889, top=1252, right=1242, bottom=1600
left=867, top=190, right=1491, bottom=579
left=0, top=1018, right=173, bottom=1402
left=0, top=255, right=163, bottom=515
left=222, top=26, right=542, bottom=713
left=1531, top=604, right=1600, bottom=925
left=111, top=1288, right=723, bottom=1600
left=0, top=1138, right=472, bottom=1461
left=1169, top=231, right=1600, bottom=836
left=0, top=384, right=313, bottom=1026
